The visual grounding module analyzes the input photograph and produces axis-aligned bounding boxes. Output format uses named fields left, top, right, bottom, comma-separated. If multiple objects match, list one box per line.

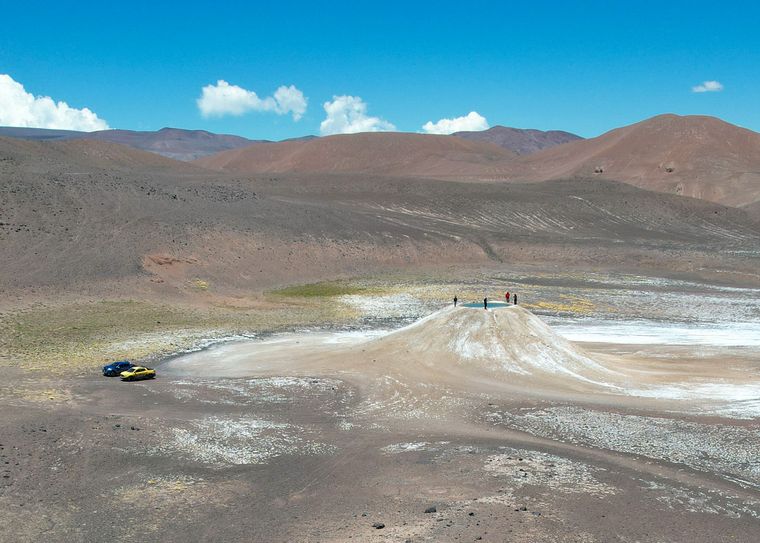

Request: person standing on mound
left=505, top=291, right=510, bottom=302
left=454, top=296, right=458, bottom=307
left=484, top=297, right=488, bottom=310
left=513, top=293, right=518, bottom=305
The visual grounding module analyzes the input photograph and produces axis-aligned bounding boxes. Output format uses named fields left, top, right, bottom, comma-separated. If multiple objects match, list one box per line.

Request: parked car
left=120, top=366, right=156, bottom=381
left=103, top=360, right=134, bottom=377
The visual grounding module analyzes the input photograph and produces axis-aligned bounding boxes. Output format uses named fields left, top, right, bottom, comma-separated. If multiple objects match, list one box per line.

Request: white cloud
left=272, top=85, right=308, bottom=120
left=197, top=80, right=307, bottom=120
left=422, top=111, right=489, bottom=134
left=319, top=95, right=395, bottom=135
left=0, top=74, right=109, bottom=131
left=692, top=80, right=724, bottom=93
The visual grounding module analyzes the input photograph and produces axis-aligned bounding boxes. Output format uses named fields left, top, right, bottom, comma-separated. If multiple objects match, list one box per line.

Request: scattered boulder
left=424, top=506, right=437, bottom=514
left=372, top=522, right=385, bottom=529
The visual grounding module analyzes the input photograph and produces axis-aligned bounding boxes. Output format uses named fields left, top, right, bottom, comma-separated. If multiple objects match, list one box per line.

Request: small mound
left=364, top=306, right=619, bottom=389
left=163, top=306, right=622, bottom=394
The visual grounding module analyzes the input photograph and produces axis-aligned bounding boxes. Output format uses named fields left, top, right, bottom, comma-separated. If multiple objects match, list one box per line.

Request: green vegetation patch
left=0, top=301, right=196, bottom=372
left=270, top=280, right=380, bottom=298
left=5, top=301, right=191, bottom=348
left=0, top=298, right=354, bottom=374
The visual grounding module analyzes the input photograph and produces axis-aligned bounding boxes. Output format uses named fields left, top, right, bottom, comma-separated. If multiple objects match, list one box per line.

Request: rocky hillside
left=452, top=125, right=581, bottom=155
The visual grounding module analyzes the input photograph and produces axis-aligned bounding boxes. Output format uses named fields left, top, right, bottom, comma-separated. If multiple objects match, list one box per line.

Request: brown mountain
left=3, top=135, right=760, bottom=298
left=196, top=115, right=760, bottom=207
left=84, top=127, right=263, bottom=161
left=452, top=125, right=582, bottom=155
left=507, top=114, right=760, bottom=206
left=0, top=135, right=202, bottom=173
left=7, top=115, right=760, bottom=206
left=0, top=127, right=84, bottom=140
left=0, top=126, right=261, bottom=161
left=194, top=132, right=517, bottom=177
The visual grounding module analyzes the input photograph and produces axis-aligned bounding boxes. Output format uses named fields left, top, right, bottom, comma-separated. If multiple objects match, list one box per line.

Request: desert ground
left=2, top=125, right=760, bottom=542
left=2, top=270, right=760, bottom=542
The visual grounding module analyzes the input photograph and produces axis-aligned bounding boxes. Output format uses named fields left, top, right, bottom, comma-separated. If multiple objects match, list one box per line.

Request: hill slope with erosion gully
left=2, top=135, right=760, bottom=304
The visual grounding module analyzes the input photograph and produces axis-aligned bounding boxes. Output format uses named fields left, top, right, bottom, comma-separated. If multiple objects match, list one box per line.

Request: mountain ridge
left=194, top=132, right=517, bottom=177
left=453, top=125, right=582, bottom=154
left=505, top=113, right=760, bottom=206
left=5, top=114, right=760, bottom=206
left=0, top=126, right=263, bottom=161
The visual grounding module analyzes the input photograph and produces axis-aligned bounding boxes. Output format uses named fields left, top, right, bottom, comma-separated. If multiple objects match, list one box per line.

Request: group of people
left=452, top=291, right=518, bottom=309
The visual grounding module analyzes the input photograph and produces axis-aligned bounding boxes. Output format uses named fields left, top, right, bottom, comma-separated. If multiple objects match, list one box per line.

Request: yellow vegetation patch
left=0, top=299, right=353, bottom=373
left=19, top=387, right=76, bottom=403
left=0, top=384, right=78, bottom=405
left=190, top=278, right=210, bottom=291
left=116, top=477, right=208, bottom=502
left=526, top=294, right=595, bottom=314
left=111, top=477, right=245, bottom=536
left=270, top=280, right=382, bottom=298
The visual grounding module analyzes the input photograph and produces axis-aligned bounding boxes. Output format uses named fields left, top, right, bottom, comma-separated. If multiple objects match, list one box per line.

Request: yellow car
left=120, top=366, right=156, bottom=381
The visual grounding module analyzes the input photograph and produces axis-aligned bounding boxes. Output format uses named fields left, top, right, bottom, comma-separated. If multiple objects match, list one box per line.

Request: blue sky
left=0, top=1, right=757, bottom=139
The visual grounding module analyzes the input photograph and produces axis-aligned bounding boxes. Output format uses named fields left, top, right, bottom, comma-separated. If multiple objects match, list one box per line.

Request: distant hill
left=0, top=127, right=84, bottom=141
left=452, top=125, right=582, bottom=155
left=0, top=135, right=201, bottom=173
left=195, top=132, right=517, bottom=177
left=7, top=114, right=760, bottom=207
left=0, top=126, right=263, bottom=161
left=505, top=114, right=760, bottom=207
left=194, top=116, right=760, bottom=206
left=83, top=128, right=264, bottom=161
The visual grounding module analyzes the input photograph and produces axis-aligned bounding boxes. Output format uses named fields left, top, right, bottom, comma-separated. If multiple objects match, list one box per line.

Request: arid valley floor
left=2, top=120, right=760, bottom=542
left=3, top=270, right=760, bottom=542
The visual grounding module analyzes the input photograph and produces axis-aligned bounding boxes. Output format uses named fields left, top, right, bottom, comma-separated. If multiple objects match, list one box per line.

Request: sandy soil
left=3, top=295, right=760, bottom=542
left=3, top=122, right=760, bottom=542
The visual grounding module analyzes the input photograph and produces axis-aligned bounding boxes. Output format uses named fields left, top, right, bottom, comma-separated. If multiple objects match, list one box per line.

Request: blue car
left=103, top=360, right=134, bottom=377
